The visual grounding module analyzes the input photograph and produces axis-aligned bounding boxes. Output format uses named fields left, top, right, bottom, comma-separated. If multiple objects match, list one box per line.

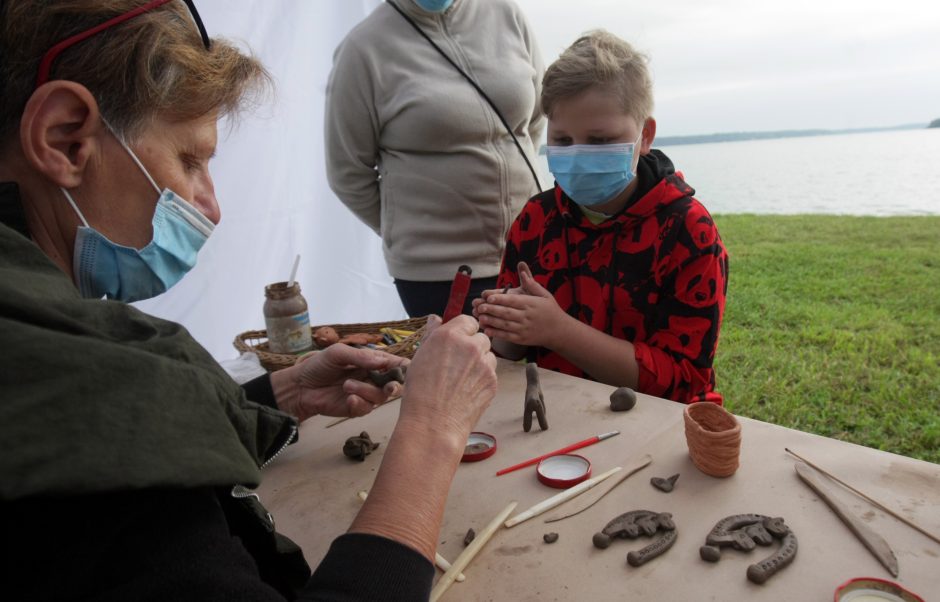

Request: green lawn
left=712, top=215, right=940, bottom=464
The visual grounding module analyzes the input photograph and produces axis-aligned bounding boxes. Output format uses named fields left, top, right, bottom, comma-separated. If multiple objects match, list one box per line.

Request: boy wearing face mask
left=473, top=30, right=728, bottom=405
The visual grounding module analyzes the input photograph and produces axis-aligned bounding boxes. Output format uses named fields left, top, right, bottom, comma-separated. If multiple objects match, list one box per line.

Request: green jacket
left=0, top=182, right=297, bottom=501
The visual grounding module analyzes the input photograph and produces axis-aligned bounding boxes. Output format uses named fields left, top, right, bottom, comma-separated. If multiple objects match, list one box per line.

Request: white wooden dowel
left=504, top=466, right=622, bottom=528
left=430, top=501, right=518, bottom=602
left=357, top=489, right=465, bottom=582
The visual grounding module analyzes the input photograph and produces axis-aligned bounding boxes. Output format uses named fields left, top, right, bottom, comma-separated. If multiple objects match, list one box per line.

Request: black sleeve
left=301, top=533, right=434, bottom=601
left=6, top=488, right=288, bottom=602
left=242, top=373, right=278, bottom=409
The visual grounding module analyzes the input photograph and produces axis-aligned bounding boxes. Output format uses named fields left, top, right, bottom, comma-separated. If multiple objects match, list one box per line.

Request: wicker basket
left=233, top=316, right=428, bottom=372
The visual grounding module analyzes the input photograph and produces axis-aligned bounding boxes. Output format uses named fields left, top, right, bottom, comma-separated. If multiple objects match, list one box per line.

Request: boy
left=473, top=30, right=727, bottom=404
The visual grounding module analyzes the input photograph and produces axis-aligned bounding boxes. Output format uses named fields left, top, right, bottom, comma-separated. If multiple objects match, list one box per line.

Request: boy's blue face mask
left=545, top=133, right=644, bottom=208
left=413, top=0, right=454, bottom=13
left=61, top=125, right=215, bottom=303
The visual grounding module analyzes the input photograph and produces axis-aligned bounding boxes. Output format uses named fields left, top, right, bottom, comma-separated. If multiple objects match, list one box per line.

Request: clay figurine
left=342, top=431, right=380, bottom=461
left=543, top=532, right=559, bottom=544
left=463, top=528, right=476, bottom=546
left=699, top=514, right=798, bottom=584
left=338, top=332, right=385, bottom=346
left=367, top=366, right=407, bottom=387
left=592, top=510, right=677, bottom=567
left=523, top=362, right=548, bottom=432
left=609, top=387, right=637, bottom=412
left=313, top=326, right=339, bottom=348
left=650, top=474, right=680, bottom=493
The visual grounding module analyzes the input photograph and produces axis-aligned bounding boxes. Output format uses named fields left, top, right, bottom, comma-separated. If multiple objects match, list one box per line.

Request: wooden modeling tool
left=786, top=448, right=940, bottom=546
left=504, top=466, right=622, bottom=528
left=357, top=490, right=465, bottom=582
left=544, top=454, right=652, bottom=523
left=794, top=462, right=899, bottom=577
left=430, top=501, right=517, bottom=602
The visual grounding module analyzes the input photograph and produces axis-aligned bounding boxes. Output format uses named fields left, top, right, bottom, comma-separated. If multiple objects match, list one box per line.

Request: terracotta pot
left=684, top=402, right=742, bottom=477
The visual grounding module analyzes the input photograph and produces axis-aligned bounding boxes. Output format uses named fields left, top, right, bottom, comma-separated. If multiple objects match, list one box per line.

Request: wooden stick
left=544, top=454, right=652, bottom=523
left=785, top=448, right=940, bottom=546
left=357, top=490, right=466, bottom=582
left=430, top=501, right=518, bottom=602
left=504, top=466, right=622, bottom=528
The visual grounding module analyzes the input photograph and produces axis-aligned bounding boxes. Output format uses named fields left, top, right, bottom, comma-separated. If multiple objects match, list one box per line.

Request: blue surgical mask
left=62, top=127, right=214, bottom=302
left=546, top=134, right=643, bottom=208
left=413, top=0, right=454, bottom=13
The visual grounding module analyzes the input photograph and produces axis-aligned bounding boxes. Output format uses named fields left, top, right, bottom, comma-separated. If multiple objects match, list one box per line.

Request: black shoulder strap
left=386, top=0, right=542, bottom=193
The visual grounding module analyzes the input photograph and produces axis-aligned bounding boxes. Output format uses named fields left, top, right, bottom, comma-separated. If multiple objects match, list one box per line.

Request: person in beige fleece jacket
left=325, top=0, right=545, bottom=317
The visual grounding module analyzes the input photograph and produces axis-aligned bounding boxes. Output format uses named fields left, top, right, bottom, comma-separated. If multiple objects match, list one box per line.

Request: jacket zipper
left=230, top=423, right=298, bottom=524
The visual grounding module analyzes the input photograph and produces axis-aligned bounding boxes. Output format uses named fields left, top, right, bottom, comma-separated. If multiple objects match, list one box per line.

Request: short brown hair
left=0, top=0, right=270, bottom=142
left=541, top=30, right=653, bottom=122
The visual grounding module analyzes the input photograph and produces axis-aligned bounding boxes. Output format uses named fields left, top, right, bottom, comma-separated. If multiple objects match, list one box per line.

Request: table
left=258, top=360, right=940, bottom=600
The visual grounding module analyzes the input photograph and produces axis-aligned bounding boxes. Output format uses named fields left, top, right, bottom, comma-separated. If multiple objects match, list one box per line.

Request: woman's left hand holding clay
left=477, top=261, right=574, bottom=349
left=271, top=344, right=408, bottom=421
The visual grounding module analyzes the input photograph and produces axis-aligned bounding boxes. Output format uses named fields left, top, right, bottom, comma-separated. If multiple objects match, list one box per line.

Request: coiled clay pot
left=684, top=402, right=741, bottom=477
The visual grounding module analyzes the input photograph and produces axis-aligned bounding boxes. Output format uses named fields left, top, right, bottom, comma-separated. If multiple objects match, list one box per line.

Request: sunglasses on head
left=34, top=0, right=210, bottom=89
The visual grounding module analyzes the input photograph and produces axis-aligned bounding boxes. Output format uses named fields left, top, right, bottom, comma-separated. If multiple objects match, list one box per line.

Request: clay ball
left=609, top=387, right=637, bottom=412
left=699, top=545, right=722, bottom=562
left=592, top=532, right=611, bottom=549
left=543, top=532, right=559, bottom=544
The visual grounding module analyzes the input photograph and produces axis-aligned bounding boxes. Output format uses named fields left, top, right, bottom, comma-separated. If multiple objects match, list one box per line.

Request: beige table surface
left=258, top=360, right=940, bottom=601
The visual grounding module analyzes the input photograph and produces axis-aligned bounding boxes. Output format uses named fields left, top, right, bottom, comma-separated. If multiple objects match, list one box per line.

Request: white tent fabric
left=134, top=0, right=404, bottom=361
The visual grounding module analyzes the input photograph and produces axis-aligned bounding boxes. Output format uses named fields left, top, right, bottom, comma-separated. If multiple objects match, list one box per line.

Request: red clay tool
left=442, top=265, right=472, bottom=323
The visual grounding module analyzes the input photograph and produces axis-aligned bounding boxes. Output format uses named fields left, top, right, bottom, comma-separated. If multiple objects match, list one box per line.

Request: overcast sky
left=514, top=0, right=940, bottom=136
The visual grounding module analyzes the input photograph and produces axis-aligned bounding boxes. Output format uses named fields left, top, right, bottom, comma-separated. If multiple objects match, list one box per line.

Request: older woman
left=0, top=2, right=495, bottom=600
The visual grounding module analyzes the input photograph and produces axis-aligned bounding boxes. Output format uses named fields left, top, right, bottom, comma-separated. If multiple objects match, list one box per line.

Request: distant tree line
left=930, top=118, right=940, bottom=128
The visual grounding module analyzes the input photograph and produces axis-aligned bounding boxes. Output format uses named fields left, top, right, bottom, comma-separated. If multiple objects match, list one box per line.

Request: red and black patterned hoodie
left=497, top=149, right=728, bottom=404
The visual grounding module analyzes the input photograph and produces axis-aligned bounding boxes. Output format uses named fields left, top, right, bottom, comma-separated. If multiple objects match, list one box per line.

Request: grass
left=711, top=215, right=940, bottom=464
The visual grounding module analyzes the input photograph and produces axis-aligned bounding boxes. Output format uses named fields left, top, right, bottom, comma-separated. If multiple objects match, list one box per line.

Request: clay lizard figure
left=699, top=514, right=798, bottom=584
left=592, top=510, right=677, bottom=567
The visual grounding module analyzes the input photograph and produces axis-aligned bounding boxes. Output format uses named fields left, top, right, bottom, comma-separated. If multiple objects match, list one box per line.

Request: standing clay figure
left=592, top=510, right=677, bottom=567
left=523, top=362, right=548, bottom=432
left=699, top=514, right=798, bottom=584
left=342, top=431, right=380, bottom=461
left=609, top=387, right=637, bottom=412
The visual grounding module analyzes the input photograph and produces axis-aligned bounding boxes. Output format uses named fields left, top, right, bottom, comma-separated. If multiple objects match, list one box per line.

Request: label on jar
left=265, top=311, right=313, bottom=354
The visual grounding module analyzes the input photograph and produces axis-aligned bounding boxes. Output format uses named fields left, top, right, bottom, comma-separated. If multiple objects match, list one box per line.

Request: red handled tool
left=442, top=265, right=472, bottom=323
left=496, top=431, right=620, bottom=476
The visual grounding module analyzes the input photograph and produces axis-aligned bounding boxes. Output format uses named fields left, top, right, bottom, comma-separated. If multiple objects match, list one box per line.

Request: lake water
left=657, top=128, right=940, bottom=216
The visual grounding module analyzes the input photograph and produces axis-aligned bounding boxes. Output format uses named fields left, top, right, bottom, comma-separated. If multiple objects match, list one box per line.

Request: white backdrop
left=135, top=0, right=402, bottom=361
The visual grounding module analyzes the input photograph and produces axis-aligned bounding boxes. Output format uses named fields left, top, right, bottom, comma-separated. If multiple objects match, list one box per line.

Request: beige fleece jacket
left=325, top=0, right=545, bottom=281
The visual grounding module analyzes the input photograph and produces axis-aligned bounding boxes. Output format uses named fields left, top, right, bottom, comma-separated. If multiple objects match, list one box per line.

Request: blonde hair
left=541, top=30, right=653, bottom=122
left=0, top=0, right=270, bottom=142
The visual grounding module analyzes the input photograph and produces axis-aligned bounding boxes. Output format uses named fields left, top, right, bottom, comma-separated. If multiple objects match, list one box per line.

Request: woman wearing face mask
left=0, top=2, right=497, bottom=600
left=325, top=0, right=545, bottom=318
left=474, top=31, right=729, bottom=405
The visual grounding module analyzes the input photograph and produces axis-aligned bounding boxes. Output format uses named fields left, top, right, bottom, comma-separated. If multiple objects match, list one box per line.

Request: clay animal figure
left=523, top=362, right=548, bottom=432
left=699, top=514, right=798, bottom=584
left=592, top=510, right=677, bottom=567
left=367, top=366, right=407, bottom=387
left=343, top=431, right=380, bottom=461
left=650, top=474, right=680, bottom=493
left=543, top=532, right=559, bottom=544
left=609, top=387, right=637, bottom=412
left=313, top=326, right=340, bottom=348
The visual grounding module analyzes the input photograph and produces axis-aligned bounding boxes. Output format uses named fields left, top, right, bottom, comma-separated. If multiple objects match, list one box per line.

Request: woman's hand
left=396, top=314, right=497, bottom=436
left=270, top=344, right=408, bottom=422
left=475, top=261, right=572, bottom=349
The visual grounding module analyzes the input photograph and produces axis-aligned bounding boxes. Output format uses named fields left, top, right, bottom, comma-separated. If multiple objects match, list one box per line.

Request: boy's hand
left=476, top=262, right=570, bottom=348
